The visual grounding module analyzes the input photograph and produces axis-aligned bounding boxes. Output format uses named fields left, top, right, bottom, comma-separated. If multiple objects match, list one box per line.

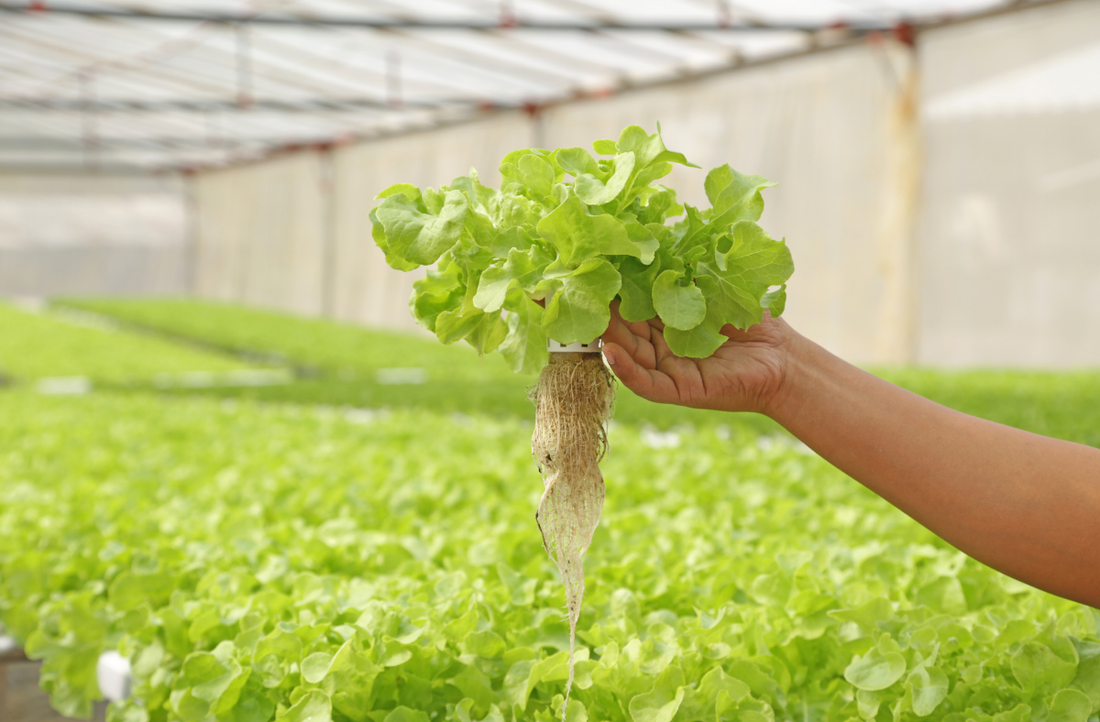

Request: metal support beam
left=0, top=97, right=470, bottom=112
left=0, top=2, right=895, bottom=31
left=717, top=0, right=732, bottom=27
left=0, top=135, right=260, bottom=149
left=77, top=69, right=98, bottom=170
left=0, top=162, right=178, bottom=174
left=236, top=24, right=252, bottom=109
left=386, top=50, right=401, bottom=110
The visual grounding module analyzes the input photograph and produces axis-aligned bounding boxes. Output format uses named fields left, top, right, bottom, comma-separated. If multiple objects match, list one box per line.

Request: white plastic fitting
left=0, top=640, right=133, bottom=701
left=547, top=338, right=603, bottom=353
left=97, top=650, right=133, bottom=702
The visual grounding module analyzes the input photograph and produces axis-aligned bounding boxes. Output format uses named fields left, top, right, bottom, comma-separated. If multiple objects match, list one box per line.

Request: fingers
left=602, top=342, right=681, bottom=405
left=606, top=300, right=654, bottom=342
left=603, top=301, right=657, bottom=370
left=648, top=323, right=674, bottom=362
left=608, top=304, right=667, bottom=365
left=648, top=324, right=698, bottom=387
left=601, top=301, right=635, bottom=347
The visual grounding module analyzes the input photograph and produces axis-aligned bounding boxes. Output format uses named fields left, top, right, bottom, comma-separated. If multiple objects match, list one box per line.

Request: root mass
left=530, top=352, right=615, bottom=719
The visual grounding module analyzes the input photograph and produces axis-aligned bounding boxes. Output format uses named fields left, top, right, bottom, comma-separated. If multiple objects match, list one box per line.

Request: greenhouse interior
left=2, top=0, right=1100, bottom=720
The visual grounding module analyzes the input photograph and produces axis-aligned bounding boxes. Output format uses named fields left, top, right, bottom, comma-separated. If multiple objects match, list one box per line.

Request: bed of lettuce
left=3, top=386, right=1100, bottom=722
left=0, top=302, right=249, bottom=384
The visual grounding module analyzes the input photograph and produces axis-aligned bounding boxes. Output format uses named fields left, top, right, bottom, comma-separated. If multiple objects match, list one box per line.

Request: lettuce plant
left=370, top=124, right=794, bottom=373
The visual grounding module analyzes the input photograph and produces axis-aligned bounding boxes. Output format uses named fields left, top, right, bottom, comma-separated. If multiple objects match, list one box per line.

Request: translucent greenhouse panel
left=0, top=173, right=189, bottom=297
left=329, top=111, right=534, bottom=331
left=194, top=152, right=328, bottom=315
left=917, top=0, right=1100, bottom=367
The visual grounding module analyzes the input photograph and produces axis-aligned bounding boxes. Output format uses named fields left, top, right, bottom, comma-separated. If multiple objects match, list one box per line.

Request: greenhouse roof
left=0, top=0, right=1033, bottom=173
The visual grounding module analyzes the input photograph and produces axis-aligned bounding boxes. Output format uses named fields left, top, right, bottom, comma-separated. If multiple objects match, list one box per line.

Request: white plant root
left=530, top=352, right=615, bottom=719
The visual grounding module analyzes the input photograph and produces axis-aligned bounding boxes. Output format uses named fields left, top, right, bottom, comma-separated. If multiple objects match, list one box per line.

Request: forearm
left=765, top=330, right=1100, bottom=607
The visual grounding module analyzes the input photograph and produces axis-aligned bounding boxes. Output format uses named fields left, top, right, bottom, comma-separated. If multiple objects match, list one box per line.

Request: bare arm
left=601, top=303, right=1100, bottom=607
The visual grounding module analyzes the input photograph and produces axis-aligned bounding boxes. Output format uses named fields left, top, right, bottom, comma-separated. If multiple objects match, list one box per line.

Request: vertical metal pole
left=236, top=24, right=252, bottom=109
left=79, top=70, right=99, bottom=171
left=320, top=148, right=338, bottom=319
left=524, top=102, right=545, bottom=149
left=500, top=0, right=516, bottom=27
left=205, top=109, right=229, bottom=164
left=386, top=50, right=402, bottom=110
left=233, top=24, right=253, bottom=305
left=531, top=110, right=545, bottom=150
left=183, top=172, right=201, bottom=297
left=873, top=36, right=922, bottom=364
left=204, top=110, right=217, bottom=147
left=717, top=0, right=731, bottom=27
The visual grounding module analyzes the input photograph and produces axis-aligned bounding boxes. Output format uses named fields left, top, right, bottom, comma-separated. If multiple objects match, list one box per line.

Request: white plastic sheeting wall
left=917, top=0, right=1100, bottom=367
left=194, top=153, right=328, bottom=316
left=0, top=173, right=188, bottom=297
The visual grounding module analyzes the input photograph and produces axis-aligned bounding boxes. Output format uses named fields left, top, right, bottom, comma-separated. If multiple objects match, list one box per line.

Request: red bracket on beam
left=893, top=21, right=916, bottom=47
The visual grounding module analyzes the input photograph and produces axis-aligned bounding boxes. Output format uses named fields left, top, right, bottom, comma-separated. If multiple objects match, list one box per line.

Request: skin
left=601, top=300, right=1100, bottom=608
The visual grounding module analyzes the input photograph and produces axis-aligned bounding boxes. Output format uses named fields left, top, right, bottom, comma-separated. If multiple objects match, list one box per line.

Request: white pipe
left=96, top=650, right=133, bottom=702
left=0, top=638, right=132, bottom=702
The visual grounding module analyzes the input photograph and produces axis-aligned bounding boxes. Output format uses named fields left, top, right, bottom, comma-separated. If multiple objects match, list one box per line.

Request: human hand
left=600, top=300, right=795, bottom=415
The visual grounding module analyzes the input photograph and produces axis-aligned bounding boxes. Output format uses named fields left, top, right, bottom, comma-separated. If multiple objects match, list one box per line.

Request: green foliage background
left=2, top=300, right=1100, bottom=722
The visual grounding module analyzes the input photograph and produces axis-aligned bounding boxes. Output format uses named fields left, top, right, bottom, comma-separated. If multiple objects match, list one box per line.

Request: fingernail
left=603, top=348, right=616, bottom=366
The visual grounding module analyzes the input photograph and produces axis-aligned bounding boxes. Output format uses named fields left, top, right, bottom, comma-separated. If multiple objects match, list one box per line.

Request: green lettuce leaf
left=375, top=190, right=468, bottom=267
left=616, top=256, right=662, bottom=323
left=435, top=308, right=508, bottom=356
left=651, top=270, right=706, bottom=331
left=574, top=152, right=635, bottom=205
left=663, top=222, right=793, bottom=358
left=540, top=258, right=621, bottom=345
left=499, top=286, right=549, bottom=375
left=844, top=649, right=907, bottom=691
left=536, top=194, right=642, bottom=268
left=473, top=246, right=551, bottom=313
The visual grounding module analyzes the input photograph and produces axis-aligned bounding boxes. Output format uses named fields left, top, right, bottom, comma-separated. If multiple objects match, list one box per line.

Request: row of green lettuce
left=44, top=297, right=771, bottom=431
left=0, top=302, right=250, bottom=383
left=56, top=298, right=1100, bottom=446
left=0, top=298, right=762, bottom=432
left=2, top=390, right=1099, bottom=722
left=52, top=298, right=519, bottom=380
